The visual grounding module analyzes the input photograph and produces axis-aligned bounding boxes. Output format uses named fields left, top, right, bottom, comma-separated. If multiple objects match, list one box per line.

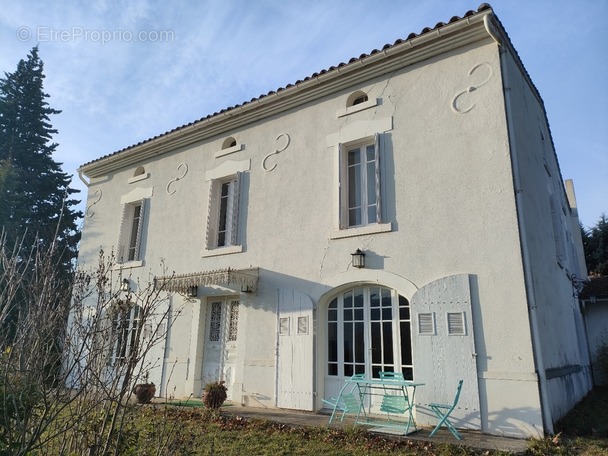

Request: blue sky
left=1, top=0, right=606, bottom=228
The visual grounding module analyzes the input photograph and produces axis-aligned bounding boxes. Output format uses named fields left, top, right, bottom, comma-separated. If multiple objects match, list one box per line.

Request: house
left=76, top=4, right=592, bottom=439
left=579, top=276, right=608, bottom=385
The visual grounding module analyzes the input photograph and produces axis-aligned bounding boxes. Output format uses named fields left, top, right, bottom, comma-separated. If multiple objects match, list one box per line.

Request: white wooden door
left=202, top=299, right=239, bottom=400
left=276, top=289, right=314, bottom=410
left=410, top=274, right=481, bottom=430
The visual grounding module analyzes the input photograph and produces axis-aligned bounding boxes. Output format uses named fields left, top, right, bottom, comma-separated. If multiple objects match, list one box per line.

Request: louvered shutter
left=230, top=173, right=241, bottom=246
left=205, top=181, right=219, bottom=249
left=337, top=143, right=345, bottom=228
left=132, top=199, right=146, bottom=261
left=117, top=203, right=130, bottom=262
left=374, top=133, right=382, bottom=223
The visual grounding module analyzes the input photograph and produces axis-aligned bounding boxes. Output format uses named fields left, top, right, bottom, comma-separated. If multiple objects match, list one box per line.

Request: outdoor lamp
left=121, top=278, right=131, bottom=292
left=351, top=249, right=365, bottom=268
left=187, top=286, right=198, bottom=297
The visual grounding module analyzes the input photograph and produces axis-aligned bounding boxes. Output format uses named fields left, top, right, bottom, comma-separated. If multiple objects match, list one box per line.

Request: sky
left=0, top=0, right=606, bottom=228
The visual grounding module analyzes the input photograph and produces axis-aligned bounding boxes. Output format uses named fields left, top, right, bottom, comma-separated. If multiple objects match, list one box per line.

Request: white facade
left=76, top=5, right=591, bottom=438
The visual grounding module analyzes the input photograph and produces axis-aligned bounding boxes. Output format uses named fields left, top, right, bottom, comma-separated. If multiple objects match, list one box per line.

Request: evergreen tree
left=0, top=46, right=81, bottom=274
left=583, top=213, right=608, bottom=276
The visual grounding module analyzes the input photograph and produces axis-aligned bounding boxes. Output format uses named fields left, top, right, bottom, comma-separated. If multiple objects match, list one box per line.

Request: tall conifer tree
left=0, top=46, right=81, bottom=274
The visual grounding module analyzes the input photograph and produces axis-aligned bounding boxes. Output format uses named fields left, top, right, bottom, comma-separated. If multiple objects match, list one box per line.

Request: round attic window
left=222, top=137, right=237, bottom=149
left=347, top=91, right=369, bottom=107
left=134, top=166, right=145, bottom=176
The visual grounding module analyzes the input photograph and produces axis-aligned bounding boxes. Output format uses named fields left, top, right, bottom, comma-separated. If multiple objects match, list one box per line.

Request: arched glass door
left=326, top=286, right=412, bottom=383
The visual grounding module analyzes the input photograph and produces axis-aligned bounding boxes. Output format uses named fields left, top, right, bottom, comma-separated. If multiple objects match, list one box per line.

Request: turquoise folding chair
left=322, top=373, right=366, bottom=424
left=429, top=379, right=464, bottom=440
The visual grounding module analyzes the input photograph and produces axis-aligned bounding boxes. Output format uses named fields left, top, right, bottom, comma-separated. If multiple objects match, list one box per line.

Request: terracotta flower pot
left=134, top=383, right=156, bottom=404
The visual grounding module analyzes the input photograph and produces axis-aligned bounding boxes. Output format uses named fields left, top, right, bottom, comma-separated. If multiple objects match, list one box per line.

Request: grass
left=39, top=386, right=608, bottom=455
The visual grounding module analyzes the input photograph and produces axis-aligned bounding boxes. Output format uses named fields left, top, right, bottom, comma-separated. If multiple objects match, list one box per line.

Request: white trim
left=202, top=245, right=243, bottom=257
left=111, top=260, right=143, bottom=270
left=336, top=98, right=378, bottom=118
left=128, top=173, right=150, bottom=184
left=205, top=159, right=251, bottom=181
left=330, top=222, right=392, bottom=239
left=214, top=143, right=243, bottom=158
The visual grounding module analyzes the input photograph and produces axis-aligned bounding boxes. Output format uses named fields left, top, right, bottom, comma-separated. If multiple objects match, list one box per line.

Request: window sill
left=214, top=143, right=243, bottom=158
left=202, top=245, right=243, bottom=257
left=128, top=173, right=150, bottom=184
left=330, top=222, right=392, bottom=239
left=112, top=260, right=143, bottom=270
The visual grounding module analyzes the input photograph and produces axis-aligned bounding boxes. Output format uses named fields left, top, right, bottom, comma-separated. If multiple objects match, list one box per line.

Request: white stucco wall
left=76, top=16, right=588, bottom=438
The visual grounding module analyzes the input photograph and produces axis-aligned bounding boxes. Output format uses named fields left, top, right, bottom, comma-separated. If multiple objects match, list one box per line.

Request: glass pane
left=371, top=322, right=381, bottom=364
left=344, top=309, right=352, bottom=321
left=354, top=322, right=365, bottom=362
left=348, top=149, right=360, bottom=165
left=383, top=322, right=394, bottom=364
left=370, top=288, right=380, bottom=308
left=328, top=309, right=337, bottom=321
left=354, top=288, right=364, bottom=307
left=328, top=363, right=338, bottom=376
left=366, top=144, right=375, bottom=161
left=328, top=322, right=337, bottom=362
left=344, top=322, right=353, bottom=362
left=355, top=364, right=365, bottom=375
left=348, top=208, right=361, bottom=227
left=348, top=163, right=361, bottom=207
left=345, top=364, right=353, bottom=377
left=401, top=322, right=412, bottom=365
left=372, top=365, right=381, bottom=379
left=381, top=288, right=392, bottom=307
left=367, top=205, right=376, bottom=224
left=399, top=306, right=410, bottom=320
left=354, top=308, right=363, bottom=320
left=371, top=308, right=380, bottom=320
left=344, top=292, right=352, bottom=308
left=382, top=307, right=392, bottom=320
left=402, top=367, right=413, bottom=381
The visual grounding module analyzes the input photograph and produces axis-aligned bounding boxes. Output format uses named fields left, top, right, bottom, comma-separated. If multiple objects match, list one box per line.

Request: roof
left=80, top=3, right=540, bottom=177
left=580, top=276, right=608, bottom=300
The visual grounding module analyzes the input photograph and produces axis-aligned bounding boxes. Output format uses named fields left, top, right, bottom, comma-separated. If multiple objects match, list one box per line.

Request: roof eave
left=79, top=9, right=494, bottom=179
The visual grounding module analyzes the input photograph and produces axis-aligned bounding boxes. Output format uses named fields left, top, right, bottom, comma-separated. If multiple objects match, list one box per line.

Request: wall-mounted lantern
left=187, top=286, right=198, bottom=297
left=121, top=278, right=131, bottom=293
left=351, top=249, right=366, bottom=269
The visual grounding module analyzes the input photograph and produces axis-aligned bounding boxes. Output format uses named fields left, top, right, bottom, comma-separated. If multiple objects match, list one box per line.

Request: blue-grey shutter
left=230, top=173, right=241, bottom=246
left=117, top=204, right=129, bottom=262
left=374, top=133, right=381, bottom=223
left=133, top=199, right=146, bottom=261
left=206, top=181, right=219, bottom=249
left=338, top=143, right=344, bottom=228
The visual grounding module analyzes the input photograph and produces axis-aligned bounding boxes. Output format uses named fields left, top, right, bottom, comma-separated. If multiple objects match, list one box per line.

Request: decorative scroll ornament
left=155, top=267, right=259, bottom=294
left=451, top=63, right=493, bottom=114
left=166, top=163, right=188, bottom=194
left=262, top=133, right=290, bottom=172
left=85, top=189, right=103, bottom=218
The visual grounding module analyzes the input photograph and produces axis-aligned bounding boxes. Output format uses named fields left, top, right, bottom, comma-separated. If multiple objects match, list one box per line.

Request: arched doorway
left=324, top=285, right=412, bottom=403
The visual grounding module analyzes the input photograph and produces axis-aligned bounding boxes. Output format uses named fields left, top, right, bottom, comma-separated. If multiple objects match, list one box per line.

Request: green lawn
left=39, top=386, right=608, bottom=455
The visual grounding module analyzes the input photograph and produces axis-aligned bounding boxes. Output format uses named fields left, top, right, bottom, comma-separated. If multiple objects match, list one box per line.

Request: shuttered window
left=339, top=134, right=381, bottom=228
left=117, top=199, right=146, bottom=263
left=206, top=173, right=241, bottom=249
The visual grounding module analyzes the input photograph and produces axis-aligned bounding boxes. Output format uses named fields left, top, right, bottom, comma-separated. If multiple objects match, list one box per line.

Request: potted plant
left=133, top=382, right=156, bottom=404
left=202, top=380, right=227, bottom=409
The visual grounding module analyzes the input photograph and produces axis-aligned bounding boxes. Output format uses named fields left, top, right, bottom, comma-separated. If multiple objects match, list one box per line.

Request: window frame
left=117, top=199, right=146, bottom=265
left=205, top=173, right=241, bottom=251
left=110, top=304, right=142, bottom=366
left=339, top=133, right=381, bottom=229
